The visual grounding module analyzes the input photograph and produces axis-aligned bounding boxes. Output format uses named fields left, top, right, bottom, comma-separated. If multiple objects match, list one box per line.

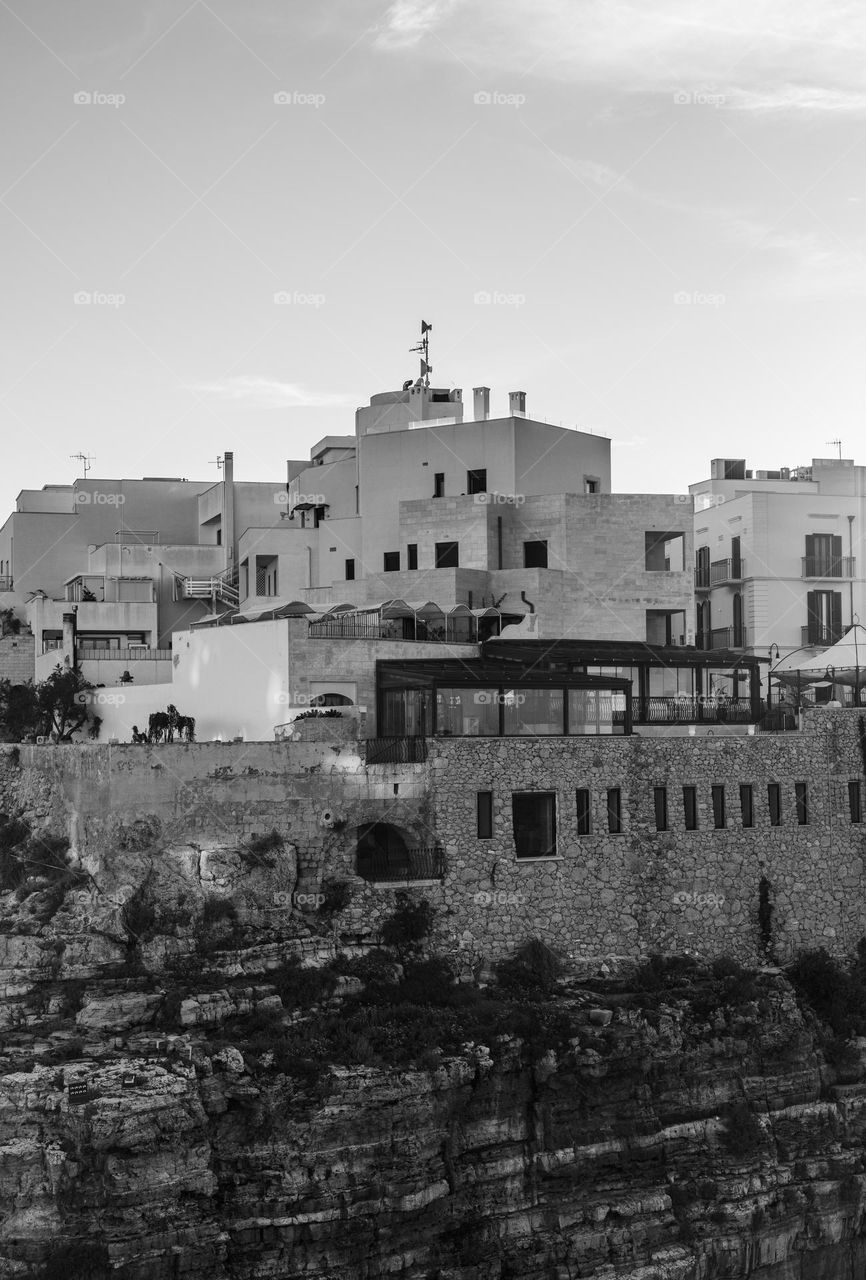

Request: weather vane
left=409, top=320, right=432, bottom=387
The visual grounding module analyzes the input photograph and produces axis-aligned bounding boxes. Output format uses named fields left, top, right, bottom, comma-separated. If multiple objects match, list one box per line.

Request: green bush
left=319, top=877, right=352, bottom=915
left=496, top=938, right=564, bottom=995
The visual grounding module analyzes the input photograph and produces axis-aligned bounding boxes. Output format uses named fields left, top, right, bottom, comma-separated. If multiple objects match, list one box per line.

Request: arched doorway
left=356, top=822, right=412, bottom=881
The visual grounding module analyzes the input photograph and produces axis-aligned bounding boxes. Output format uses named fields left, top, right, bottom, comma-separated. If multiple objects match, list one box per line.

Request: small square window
left=584, top=477, right=600, bottom=494
left=467, top=468, right=487, bottom=494
left=523, top=540, right=548, bottom=569
left=383, top=551, right=400, bottom=572
left=512, top=792, right=556, bottom=858
left=435, top=541, right=459, bottom=569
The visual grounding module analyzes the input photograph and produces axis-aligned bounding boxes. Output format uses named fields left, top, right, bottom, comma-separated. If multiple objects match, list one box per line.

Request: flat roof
left=483, top=638, right=766, bottom=668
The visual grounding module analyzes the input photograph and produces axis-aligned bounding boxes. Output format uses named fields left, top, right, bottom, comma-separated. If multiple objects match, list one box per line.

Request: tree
left=0, top=679, right=40, bottom=741
left=0, top=608, right=21, bottom=637
left=36, top=665, right=94, bottom=741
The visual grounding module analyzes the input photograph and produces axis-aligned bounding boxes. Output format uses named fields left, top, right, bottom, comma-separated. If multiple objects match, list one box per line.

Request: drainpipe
left=849, top=514, right=855, bottom=626
left=520, top=590, right=535, bottom=613
left=223, top=451, right=235, bottom=576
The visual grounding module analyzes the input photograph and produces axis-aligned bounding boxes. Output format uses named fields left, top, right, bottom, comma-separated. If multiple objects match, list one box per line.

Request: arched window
left=311, top=692, right=353, bottom=707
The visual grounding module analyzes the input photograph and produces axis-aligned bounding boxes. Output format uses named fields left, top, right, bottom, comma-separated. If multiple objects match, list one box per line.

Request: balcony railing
left=357, top=846, right=446, bottom=883
left=77, top=648, right=172, bottom=661
left=641, top=695, right=753, bottom=724
left=801, top=556, right=855, bottom=579
left=0, top=575, right=12, bottom=591
left=365, top=736, right=429, bottom=764
left=800, top=625, right=844, bottom=647
left=697, top=626, right=748, bottom=650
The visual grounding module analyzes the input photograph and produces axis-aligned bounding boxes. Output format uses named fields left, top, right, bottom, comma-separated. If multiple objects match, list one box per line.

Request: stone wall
left=0, top=631, right=35, bottom=683
left=3, top=709, right=866, bottom=965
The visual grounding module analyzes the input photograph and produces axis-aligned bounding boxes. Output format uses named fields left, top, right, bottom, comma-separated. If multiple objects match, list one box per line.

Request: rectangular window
left=433, top=472, right=445, bottom=498
left=795, top=781, right=809, bottom=825
left=344, top=558, right=355, bottom=581
left=740, top=783, right=754, bottom=828
left=653, top=787, right=668, bottom=832
left=768, top=782, right=782, bottom=827
left=435, top=541, right=459, bottom=568
left=607, top=787, right=623, bottom=834
left=503, top=687, right=564, bottom=735
left=512, top=792, right=556, bottom=859
left=313, top=504, right=326, bottom=528
left=467, top=468, right=487, bottom=494
left=383, top=551, right=400, bottom=572
left=805, top=588, right=843, bottom=645
left=849, top=780, right=862, bottom=824
left=575, top=789, right=592, bottom=835
left=476, top=791, right=493, bottom=839
left=712, top=785, right=726, bottom=829
left=255, top=555, right=278, bottom=597
left=584, top=477, right=600, bottom=493
left=683, top=786, right=698, bottom=831
left=407, top=543, right=418, bottom=570
left=523, top=540, right=549, bottom=569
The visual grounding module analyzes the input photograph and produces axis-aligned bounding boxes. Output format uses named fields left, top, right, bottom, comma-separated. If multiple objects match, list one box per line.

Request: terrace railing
left=365, top=736, right=429, bottom=764
left=357, top=846, right=446, bottom=883
left=640, top=695, right=753, bottom=724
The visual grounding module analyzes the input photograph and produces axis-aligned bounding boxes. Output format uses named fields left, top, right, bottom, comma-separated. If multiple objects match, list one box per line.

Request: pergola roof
left=483, top=637, right=766, bottom=669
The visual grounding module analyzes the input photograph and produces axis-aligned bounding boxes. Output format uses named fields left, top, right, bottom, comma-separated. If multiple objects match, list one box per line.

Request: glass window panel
left=502, top=687, right=564, bottom=735
left=568, top=689, right=624, bottom=735
left=436, top=688, right=499, bottom=736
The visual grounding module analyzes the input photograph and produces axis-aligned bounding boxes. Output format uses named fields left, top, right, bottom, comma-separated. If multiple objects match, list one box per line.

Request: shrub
left=788, top=947, right=866, bottom=1038
left=319, top=877, right=352, bottom=916
left=269, top=957, right=339, bottom=1011
left=633, top=952, right=703, bottom=992
left=380, top=893, right=435, bottom=951
left=242, top=829, right=283, bottom=869
left=496, top=938, right=564, bottom=995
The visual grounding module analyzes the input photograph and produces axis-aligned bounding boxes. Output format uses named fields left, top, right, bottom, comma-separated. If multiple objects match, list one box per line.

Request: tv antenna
left=209, top=456, right=224, bottom=470
left=409, top=320, right=432, bottom=387
left=70, top=452, right=94, bottom=478
left=827, top=438, right=842, bottom=459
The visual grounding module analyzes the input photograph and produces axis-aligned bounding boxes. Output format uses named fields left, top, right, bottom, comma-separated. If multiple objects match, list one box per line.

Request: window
left=768, top=782, right=782, bottom=827
left=503, top=687, right=564, bottom=735
left=849, top=781, right=862, bottom=824
left=383, top=551, right=400, bottom=572
left=435, top=541, right=459, bottom=568
left=805, top=532, right=843, bottom=577
left=795, top=782, right=809, bottom=825
left=683, top=786, right=698, bottom=831
left=345, top=558, right=355, bottom=581
left=575, top=789, right=591, bottom=835
left=523, top=540, right=548, bottom=569
left=653, top=787, right=668, bottom=832
left=476, top=791, right=493, bottom=839
left=584, top=477, right=600, bottom=493
left=607, top=788, right=623, bottom=834
left=433, top=472, right=445, bottom=498
left=313, top=505, right=326, bottom=528
left=712, top=785, right=726, bottom=829
left=806, top=589, right=842, bottom=645
left=740, top=783, right=754, bottom=828
left=255, top=555, right=278, bottom=597
left=467, top=468, right=487, bottom=494
left=695, top=545, right=711, bottom=592
left=645, top=531, right=685, bottom=572
left=512, top=792, right=556, bottom=858
left=407, top=544, right=418, bottom=571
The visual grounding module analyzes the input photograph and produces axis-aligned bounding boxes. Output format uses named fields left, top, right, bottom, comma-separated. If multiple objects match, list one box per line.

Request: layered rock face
left=3, top=964, right=866, bottom=1279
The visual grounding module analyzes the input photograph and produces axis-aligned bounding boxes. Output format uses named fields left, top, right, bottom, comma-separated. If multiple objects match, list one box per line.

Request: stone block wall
left=0, top=631, right=35, bottom=683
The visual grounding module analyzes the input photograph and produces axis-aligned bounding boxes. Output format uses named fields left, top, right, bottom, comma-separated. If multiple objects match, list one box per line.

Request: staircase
left=177, top=568, right=239, bottom=609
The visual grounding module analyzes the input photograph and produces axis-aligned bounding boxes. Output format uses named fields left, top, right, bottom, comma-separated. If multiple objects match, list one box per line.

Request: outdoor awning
left=772, top=624, right=866, bottom=682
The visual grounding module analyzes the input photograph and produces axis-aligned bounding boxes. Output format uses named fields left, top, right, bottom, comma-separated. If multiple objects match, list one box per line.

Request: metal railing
left=697, top=626, right=748, bottom=650
left=641, top=695, right=753, bottom=723
left=114, top=530, right=159, bottom=544
left=800, top=624, right=844, bottom=647
left=357, top=845, right=446, bottom=883
left=365, top=737, right=429, bottom=763
left=77, top=648, right=172, bottom=661
left=711, top=558, right=745, bottom=585
left=0, top=575, right=13, bottom=591
left=181, top=573, right=239, bottom=607
left=801, top=556, right=855, bottom=579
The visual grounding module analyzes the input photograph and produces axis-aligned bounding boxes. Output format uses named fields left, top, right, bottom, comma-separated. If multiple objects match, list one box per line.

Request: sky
left=2, top=0, right=866, bottom=516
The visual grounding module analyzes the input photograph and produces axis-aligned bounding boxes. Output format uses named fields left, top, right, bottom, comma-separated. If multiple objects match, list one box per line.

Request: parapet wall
left=2, top=710, right=864, bottom=964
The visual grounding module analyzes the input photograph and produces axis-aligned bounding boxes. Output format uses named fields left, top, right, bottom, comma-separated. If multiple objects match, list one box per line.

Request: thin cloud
left=189, top=376, right=355, bottom=409
left=374, top=0, right=463, bottom=50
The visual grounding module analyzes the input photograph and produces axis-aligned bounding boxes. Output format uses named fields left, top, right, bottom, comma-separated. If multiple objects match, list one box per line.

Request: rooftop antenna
left=70, top=452, right=94, bottom=478
left=209, top=456, right=224, bottom=470
left=827, top=438, right=842, bottom=460
left=409, top=320, right=432, bottom=387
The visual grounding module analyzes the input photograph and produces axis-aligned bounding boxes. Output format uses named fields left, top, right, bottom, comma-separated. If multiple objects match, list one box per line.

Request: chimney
left=508, top=391, right=526, bottom=417
left=223, top=451, right=235, bottom=572
left=473, top=387, right=490, bottom=421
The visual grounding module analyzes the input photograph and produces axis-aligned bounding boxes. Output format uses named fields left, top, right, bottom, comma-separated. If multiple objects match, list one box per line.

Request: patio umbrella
left=774, top=624, right=866, bottom=689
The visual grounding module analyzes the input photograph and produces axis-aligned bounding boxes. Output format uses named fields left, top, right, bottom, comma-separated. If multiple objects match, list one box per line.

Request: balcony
left=77, top=647, right=172, bottom=662
left=800, top=625, right=844, bottom=648
left=698, top=626, right=748, bottom=651
left=801, top=556, right=855, bottom=579
left=695, top=560, right=745, bottom=589
left=641, top=695, right=753, bottom=724
left=357, top=845, right=446, bottom=883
